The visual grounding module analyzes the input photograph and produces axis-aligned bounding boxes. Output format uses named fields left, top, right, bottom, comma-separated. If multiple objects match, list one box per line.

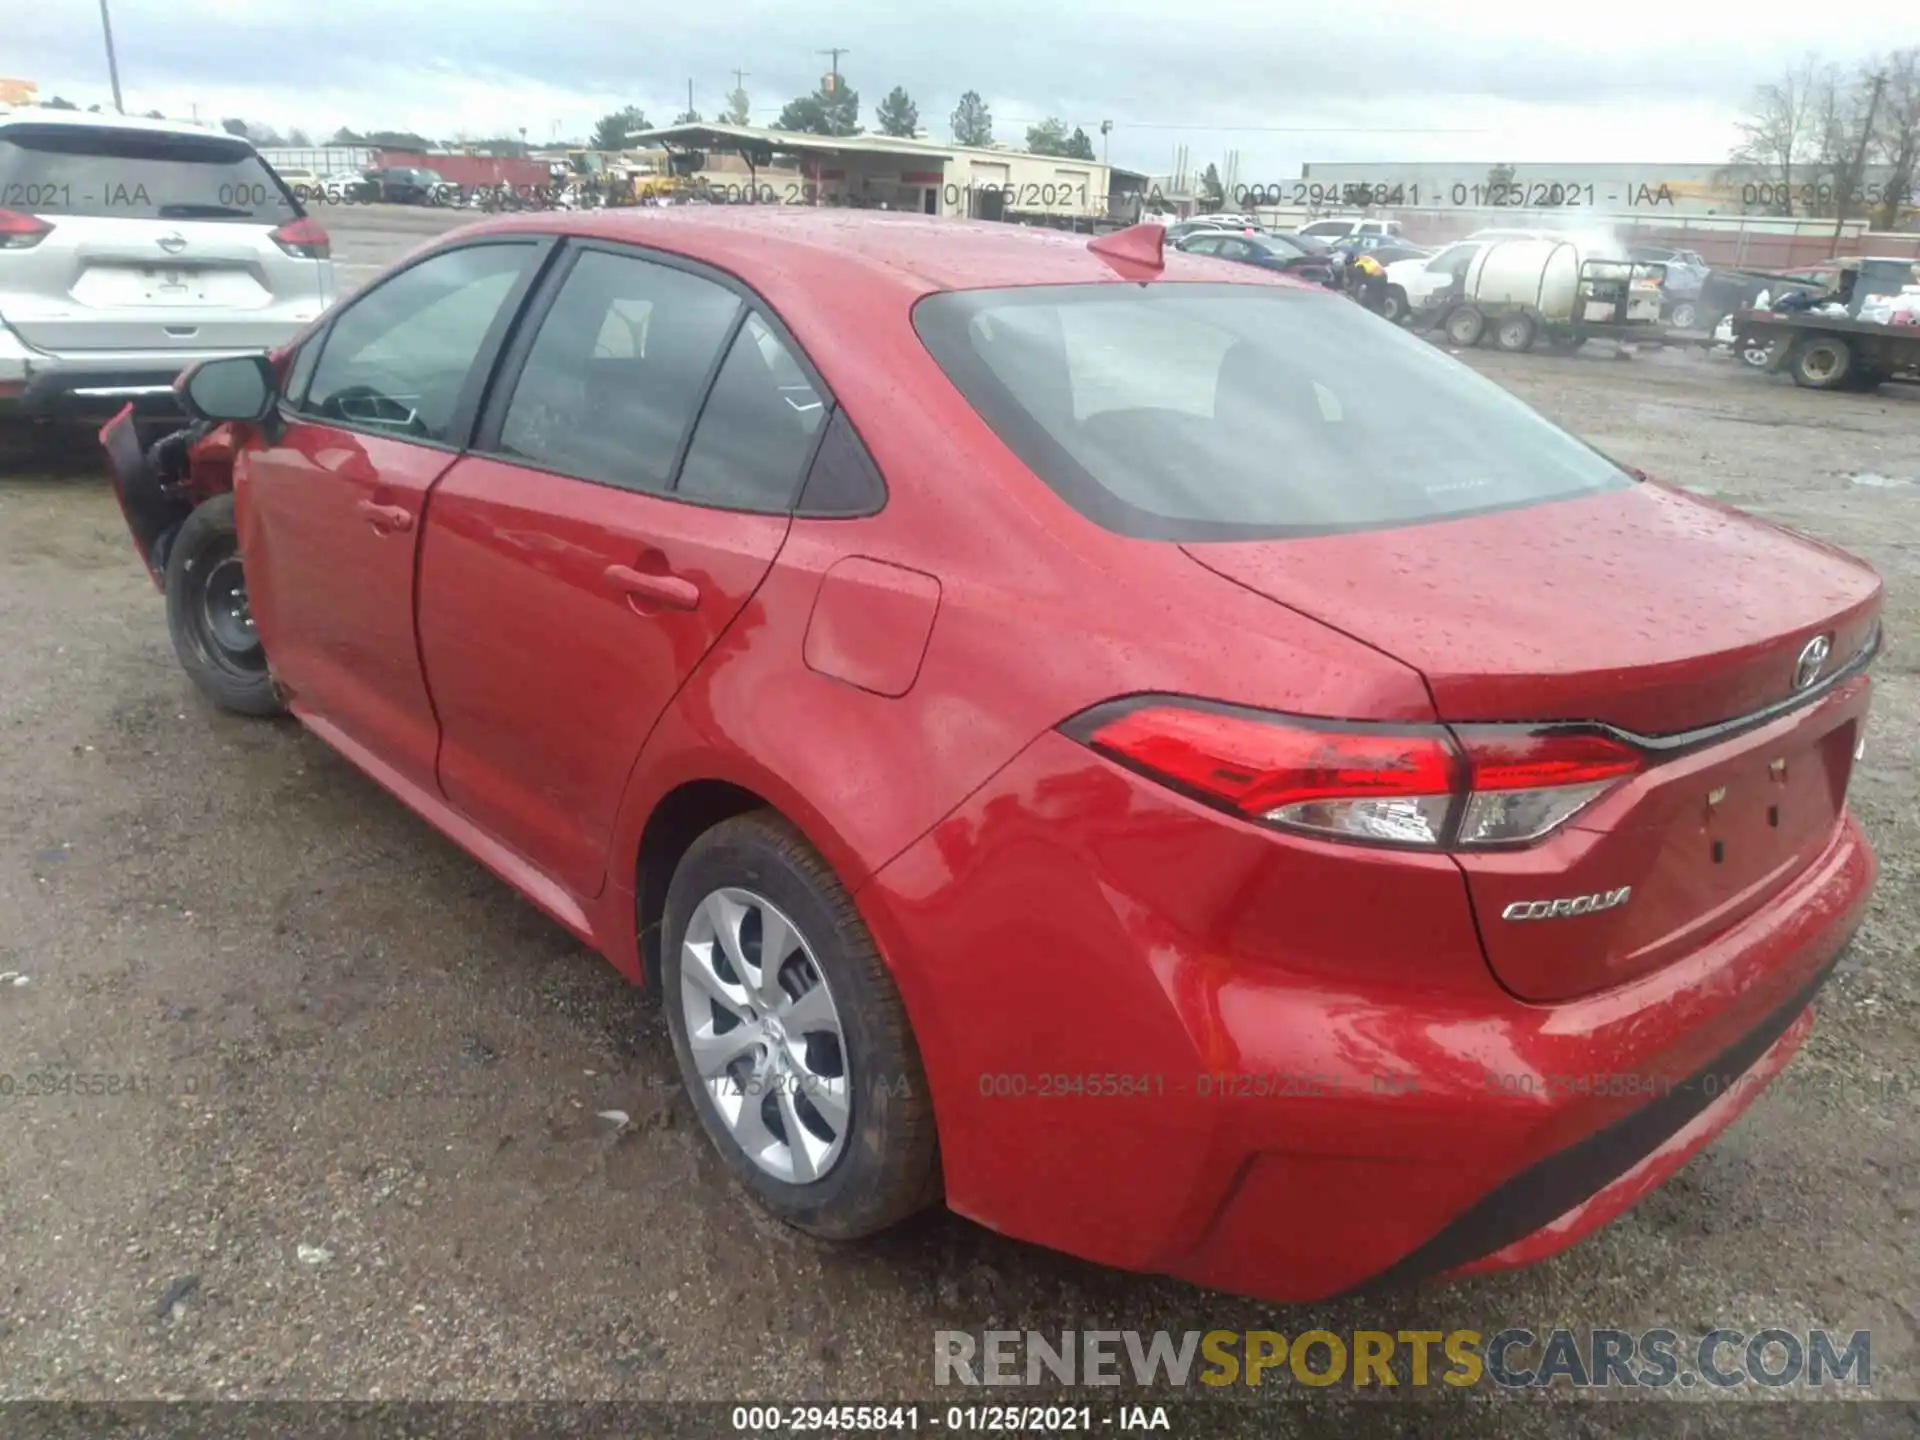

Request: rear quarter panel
left=599, top=256, right=1439, bottom=984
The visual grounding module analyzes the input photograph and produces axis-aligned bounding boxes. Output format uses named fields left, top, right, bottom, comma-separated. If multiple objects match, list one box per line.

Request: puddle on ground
left=1851, top=473, right=1915, bottom=489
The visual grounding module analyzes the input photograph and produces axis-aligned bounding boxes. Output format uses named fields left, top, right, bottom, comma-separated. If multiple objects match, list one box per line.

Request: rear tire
left=164, top=494, right=284, bottom=717
left=1382, top=286, right=1409, bottom=324
left=1667, top=299, right=1699, bottom=330
left=1790, top=336, right=1853, bottom=390
left=1444, top=306, right=1486, bottom=348
left=1494, top=313, right=1537, bottom=352
left=663, top=811, right=940, bottom=1240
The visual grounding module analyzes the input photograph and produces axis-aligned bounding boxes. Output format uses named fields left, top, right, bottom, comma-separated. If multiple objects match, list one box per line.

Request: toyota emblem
left=158, top=232, right=187, bottom=254
left=1793, top=634, right=1831, bottom=691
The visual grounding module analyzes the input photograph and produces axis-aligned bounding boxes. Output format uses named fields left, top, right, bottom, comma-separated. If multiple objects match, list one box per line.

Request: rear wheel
left=1444, top=305, right=1487, bottom=348
left=1790, top=336, right=1853, bottom=390
left=1667, top=299, right=1699, bottom=330
left=1382, top=285, right=1410, bottom=324
left=164, top=494, right=284, bottom=717
left=1740, top=337, right=1777, bottom=369
left=663, top=812, right=940, bottom=1239
left=1494, top=313, right=1537, bottom=352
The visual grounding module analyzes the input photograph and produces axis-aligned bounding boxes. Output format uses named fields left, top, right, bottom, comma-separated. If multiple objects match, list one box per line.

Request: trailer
left=1733, top=311, right=1920, bottom=391
left=1423, top=241, right=1668, bottom=353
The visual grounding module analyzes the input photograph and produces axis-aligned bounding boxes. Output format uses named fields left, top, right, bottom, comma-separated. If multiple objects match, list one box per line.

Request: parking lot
left=2, top=207, right=1918, bottom=1433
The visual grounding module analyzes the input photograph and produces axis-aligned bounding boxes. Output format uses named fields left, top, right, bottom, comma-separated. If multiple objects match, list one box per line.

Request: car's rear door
left=0, top=121, right=331, bottom=351
left=415, top=242, right=829, bottom=900
left=239, top=237, right=551, bottom=787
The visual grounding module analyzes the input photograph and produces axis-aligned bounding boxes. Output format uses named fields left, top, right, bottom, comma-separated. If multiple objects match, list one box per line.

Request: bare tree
left=1730, top=55, right=1823, bottom=214
left=1873, top=48, right=1920, bottom=230
left=1801, top=63, right=1886, bottom=218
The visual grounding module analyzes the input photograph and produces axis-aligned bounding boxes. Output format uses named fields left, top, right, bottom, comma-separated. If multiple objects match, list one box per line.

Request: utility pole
left=1100, top=119, right=1112, bottom=165
left=687, top=78, right=695, bottom=119
left=817, top=48, right=848, bottom=92
left=733, top=68, right=749, bottom=92
left=97, top=0, right=124, bottom=113
left=1830, top=71, right=1887, bottom=258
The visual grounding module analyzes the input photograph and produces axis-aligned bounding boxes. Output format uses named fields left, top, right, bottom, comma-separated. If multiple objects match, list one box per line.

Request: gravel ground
left=1, top=238, right=1917, bottom=1437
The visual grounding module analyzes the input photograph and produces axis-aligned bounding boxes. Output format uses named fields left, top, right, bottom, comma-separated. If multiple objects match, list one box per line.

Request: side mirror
left=179, top=354, right=276, bottom=423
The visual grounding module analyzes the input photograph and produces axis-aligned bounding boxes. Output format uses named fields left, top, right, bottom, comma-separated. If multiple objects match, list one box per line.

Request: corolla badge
left=157, top=232, right=188, bottom=254
left=1793, top=634, right=1832, bottom=692
left=1502, top=887, right=1631, bottom=922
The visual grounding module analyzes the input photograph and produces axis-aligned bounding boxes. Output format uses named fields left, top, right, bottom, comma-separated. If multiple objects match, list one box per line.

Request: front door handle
left=604, top=563, right=700, bottom=612
left=356, top=499, right=413, bottom=533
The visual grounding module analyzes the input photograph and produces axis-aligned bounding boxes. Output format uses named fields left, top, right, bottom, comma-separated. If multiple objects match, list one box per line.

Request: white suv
left=0, top=110, right=334, bottom=420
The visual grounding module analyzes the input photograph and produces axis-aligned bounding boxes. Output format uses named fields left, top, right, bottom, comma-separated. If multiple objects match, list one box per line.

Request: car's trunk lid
left=1184, top=483, right=1880, bottom=1001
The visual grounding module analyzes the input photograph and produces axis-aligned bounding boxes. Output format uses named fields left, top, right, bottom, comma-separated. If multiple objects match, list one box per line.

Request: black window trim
left=469, top=235, right=856, bottom=518
left=280, top=235, right=559, bottom=454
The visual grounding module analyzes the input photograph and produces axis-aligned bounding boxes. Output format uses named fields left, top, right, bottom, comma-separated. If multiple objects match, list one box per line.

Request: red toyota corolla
left=101, top=210, right=1879, bottom=1301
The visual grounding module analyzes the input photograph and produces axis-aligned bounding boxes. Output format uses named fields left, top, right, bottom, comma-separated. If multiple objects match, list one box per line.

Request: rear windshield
left=0, top=124, right=298, bottom=223
left=912, top=283, right=1631, bottom=540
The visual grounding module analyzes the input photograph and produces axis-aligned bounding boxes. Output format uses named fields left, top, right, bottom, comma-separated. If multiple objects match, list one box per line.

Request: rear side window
left=913, top=283, right=1630, bottom=541
left=0, top=124, right=297, bottom=223
left=497, top=250, right=741, bottom=494
left=676, top=313, right=826, bottom=510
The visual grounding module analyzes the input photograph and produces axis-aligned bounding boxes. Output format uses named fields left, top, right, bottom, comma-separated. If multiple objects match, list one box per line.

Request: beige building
left=627, top=122, right=1147, bottom=225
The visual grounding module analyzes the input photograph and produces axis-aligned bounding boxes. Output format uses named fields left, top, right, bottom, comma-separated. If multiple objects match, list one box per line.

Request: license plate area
left=73, top=264, right=264, bottom=310
left=1695, top=722, right=1854, bottom=872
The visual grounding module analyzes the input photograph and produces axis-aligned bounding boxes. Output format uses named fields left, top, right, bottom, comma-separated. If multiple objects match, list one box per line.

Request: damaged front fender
left=98, top=405, right=236, bottom=586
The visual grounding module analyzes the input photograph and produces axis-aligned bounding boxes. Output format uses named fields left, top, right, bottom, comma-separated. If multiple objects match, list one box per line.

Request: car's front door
left=416, top=244, right=829, bottom=899
left=238, top=239, right=548, bottom=787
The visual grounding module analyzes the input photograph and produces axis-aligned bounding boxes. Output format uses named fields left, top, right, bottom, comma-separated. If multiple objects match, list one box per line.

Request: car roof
left=445, top=209, right=1307, bottom=302
left=0, top=107, right=251, bottom=142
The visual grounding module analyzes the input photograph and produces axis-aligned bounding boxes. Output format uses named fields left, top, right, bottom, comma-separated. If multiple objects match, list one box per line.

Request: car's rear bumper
left=860, top=730, right=1875, bottom=1302
left=0, top=327, right=283, bottom=418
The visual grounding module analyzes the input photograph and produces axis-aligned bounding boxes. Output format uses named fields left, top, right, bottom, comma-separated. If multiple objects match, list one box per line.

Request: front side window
left=913, top=283, right=1631, bottom=541
left=497, top=249, right=741, bottom=492
left=303, top=243, right=533, bottom=441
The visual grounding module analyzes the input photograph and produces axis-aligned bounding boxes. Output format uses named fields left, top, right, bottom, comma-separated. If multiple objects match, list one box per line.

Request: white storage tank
left=1465, top=239, right=1582, bottom=321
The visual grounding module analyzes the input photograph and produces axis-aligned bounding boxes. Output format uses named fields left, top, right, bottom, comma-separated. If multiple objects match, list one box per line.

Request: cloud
left=11, top=0, right=1910, bottom=175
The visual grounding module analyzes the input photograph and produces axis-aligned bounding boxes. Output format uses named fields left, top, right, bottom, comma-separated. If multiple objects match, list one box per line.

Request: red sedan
left=102, top=210, right=1879, bottom=1301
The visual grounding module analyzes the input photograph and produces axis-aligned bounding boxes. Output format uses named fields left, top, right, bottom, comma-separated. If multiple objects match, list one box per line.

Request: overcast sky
left=9, top=1, right=1910, bottom=175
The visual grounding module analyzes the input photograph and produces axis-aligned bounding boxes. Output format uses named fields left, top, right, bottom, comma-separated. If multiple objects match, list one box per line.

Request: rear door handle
left=604, top=563, right=700, bottom=612
left=356, top=499, right=413, bottom=533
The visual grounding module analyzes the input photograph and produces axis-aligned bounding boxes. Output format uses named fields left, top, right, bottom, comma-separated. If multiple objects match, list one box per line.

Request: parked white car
left=0, top=109, right=334, bottom=421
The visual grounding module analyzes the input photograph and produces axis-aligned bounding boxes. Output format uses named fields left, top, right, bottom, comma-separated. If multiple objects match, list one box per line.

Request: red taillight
left=269, top=217, right=330, bottom=259
left=0, top=208, right=53, bottom=250
left=1458, top=730, right=1641, bottom=791
left=1067, top=700, right=1643, bottom=849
